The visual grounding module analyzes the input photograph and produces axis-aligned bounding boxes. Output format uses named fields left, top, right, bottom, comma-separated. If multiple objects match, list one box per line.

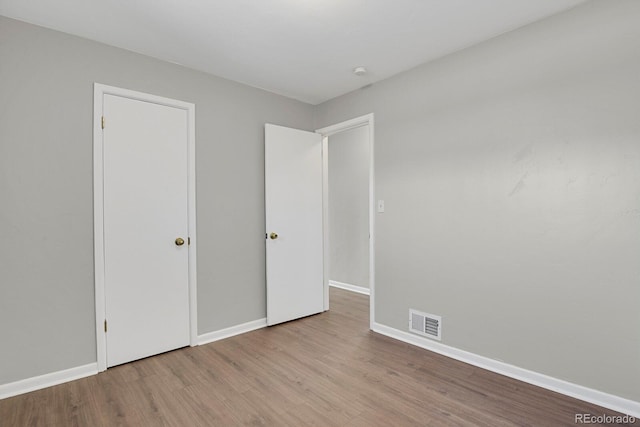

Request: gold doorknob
left=175, top=237, right=185, bottom=246
left=269, top=232, right=278, bottom=240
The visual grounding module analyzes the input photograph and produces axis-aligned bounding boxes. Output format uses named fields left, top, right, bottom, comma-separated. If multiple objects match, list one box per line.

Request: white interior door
left=265, top=124, right=324, bottom=326
left=103, top=94, right=190, bottom=367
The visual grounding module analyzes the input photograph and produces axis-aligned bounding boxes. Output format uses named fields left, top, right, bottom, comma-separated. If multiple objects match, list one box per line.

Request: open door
left=265, top=124, right=324, bottom=326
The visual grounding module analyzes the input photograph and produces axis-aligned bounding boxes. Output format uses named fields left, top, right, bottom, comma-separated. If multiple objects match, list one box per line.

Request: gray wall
left=328, top=126, right=370, bottom=289
left=0, top=16, right=314, bottom=384
left=315, top=1, right=640, bottom=401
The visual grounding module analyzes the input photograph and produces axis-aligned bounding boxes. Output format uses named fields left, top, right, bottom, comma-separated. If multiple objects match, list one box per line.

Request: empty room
left=1, top=0, right=639, bottom=425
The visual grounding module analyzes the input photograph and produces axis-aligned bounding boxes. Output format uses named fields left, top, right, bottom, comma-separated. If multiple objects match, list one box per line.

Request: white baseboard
left=1, top=317, right=269, bottom=400
left=197, top=318, right=267, bottom=346
left=0, top=363, right=98, bottom=400
left=371, top=322, right=640, bottom=418
left=329, top=280, right=370, bottom=296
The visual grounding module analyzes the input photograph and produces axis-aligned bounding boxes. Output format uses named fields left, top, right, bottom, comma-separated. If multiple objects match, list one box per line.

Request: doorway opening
left=316, top=114, right=375, bottom=329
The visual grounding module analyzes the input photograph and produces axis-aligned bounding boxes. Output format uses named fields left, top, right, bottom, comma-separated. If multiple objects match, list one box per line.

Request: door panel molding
left=93, top=83, right=197, bottom=372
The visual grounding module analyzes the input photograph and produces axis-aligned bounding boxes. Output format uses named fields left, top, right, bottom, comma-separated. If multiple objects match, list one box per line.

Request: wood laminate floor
left=0, top=288, right=634, bottom=426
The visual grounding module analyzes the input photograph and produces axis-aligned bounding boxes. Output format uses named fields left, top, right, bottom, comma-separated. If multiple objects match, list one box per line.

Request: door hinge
left=104, top=319, right=107, bottom=333
left=101, top=116, right=105, bottom=129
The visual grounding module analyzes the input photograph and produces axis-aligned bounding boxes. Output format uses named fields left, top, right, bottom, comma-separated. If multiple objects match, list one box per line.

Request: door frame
left=316, top=113, right=375, bottom=329
left=93, top=83, right=198, bottom=372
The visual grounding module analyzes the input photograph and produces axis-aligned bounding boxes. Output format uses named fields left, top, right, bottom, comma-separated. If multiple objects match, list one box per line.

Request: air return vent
left=409, top=309, right=442, bottom=341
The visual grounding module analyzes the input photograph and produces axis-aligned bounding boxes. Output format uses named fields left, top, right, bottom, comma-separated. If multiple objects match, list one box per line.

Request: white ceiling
left=0, top=0, right=585, bottom=105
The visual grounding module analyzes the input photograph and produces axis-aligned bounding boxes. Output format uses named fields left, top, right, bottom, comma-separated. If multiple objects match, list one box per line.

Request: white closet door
left=103, top=94, right=190, bottom=367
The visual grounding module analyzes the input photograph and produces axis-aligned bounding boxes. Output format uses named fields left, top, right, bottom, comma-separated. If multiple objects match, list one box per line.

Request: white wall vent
left=409, top=309, right=442, bottom=341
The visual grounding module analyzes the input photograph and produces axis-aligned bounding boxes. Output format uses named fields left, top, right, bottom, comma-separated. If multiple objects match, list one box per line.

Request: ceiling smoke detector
left=353, top=66, right=367, bottom=76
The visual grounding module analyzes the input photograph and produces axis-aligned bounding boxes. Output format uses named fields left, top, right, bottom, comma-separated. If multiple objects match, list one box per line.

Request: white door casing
left=265, top=124, right=324, bottom=326
left=94, top=84, right=197, bottom=371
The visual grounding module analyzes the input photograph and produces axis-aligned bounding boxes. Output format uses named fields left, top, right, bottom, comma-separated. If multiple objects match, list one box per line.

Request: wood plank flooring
left=0, top=288, right=633, bottom=426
